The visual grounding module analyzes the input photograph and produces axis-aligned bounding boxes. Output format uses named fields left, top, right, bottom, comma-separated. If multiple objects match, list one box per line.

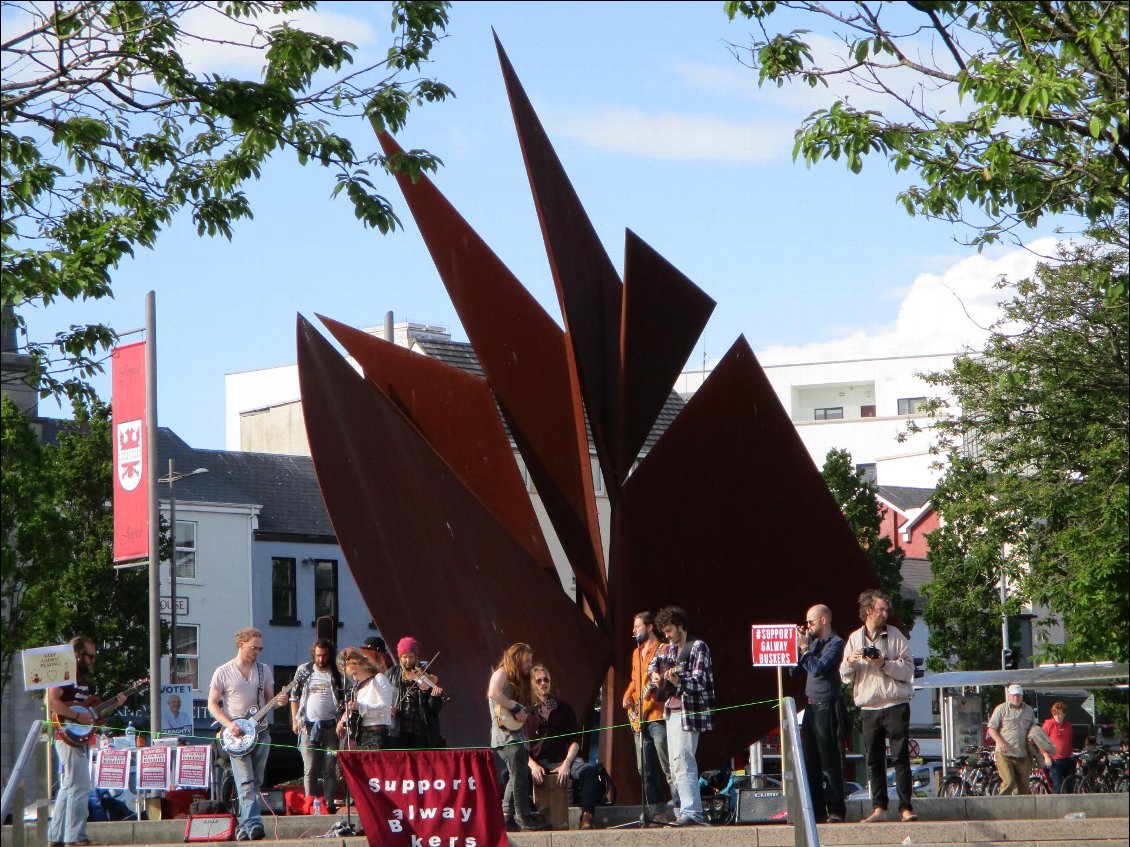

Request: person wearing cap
left=360, top=637, right=394, bottom=675
left=988, top=684, right=1038, bottom=794
left=387, top=636, right=447, bottom=749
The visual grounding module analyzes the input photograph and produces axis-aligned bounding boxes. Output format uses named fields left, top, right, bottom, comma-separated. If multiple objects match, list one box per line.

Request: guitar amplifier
left=733, top=788, right=786, bottom=824
left=184, top=814, right=235, bottom=842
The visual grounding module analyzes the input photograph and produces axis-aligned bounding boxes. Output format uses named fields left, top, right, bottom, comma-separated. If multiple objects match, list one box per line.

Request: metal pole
left=145, top=291, right=161, bottom=735
left=168, top=458, right=178, bottom=687
left=1000, top=569, right=1009, bottom=670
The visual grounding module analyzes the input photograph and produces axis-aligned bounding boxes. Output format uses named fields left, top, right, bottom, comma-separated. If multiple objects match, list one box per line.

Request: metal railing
left=1, top=721, right=50, bottom=846
left=780, top=696, right=819, bottom=847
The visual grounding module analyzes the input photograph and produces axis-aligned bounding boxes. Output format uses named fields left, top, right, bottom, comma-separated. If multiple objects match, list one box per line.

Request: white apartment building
left=676, top=351, right=964, bottom=488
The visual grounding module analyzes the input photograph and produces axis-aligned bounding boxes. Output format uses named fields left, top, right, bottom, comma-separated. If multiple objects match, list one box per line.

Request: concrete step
left=4, top=794, right=1126, bottom=846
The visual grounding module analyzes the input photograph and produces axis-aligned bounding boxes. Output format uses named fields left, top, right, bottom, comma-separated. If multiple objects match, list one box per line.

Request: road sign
left=751, top=624, right=798, bottom=667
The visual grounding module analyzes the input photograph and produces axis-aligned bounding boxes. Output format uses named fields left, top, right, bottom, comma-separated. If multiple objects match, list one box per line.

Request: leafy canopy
left=724, top=1, right=1128, bottom=283
left=918, top=229, right=1128, bottom=669
left=1, top=1, right=452, bottom=400
left=820, top=447, right=914, bottom=632
left=1, top=395, right=153, bottom=703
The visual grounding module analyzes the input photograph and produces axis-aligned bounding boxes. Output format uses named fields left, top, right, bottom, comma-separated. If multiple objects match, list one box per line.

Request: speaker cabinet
left=733, top=788, right=786, bottom=824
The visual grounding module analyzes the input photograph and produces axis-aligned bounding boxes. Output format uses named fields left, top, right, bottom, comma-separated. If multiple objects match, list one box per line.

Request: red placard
left=95, top=748, right=131, bottom=790
left=751, top=624, right=799, bottom=667
left=112, top=341, right=148, bottom=561
left=137, top=746, right=172, bottom=791
left=175, top=746, right=212, bottom=788
left=337, top=749, right=506, bottom=847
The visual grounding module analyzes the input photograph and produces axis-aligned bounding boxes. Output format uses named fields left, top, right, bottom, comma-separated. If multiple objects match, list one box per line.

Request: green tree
left=723, top=1, right=1128, bottom=293
left=919, top=232, right=1129, bottom=669
left=821, top=447, right=914, bottom=631
left=2, top=1, right=451, bottom=399
left=1, top=395, right=151, bottom=701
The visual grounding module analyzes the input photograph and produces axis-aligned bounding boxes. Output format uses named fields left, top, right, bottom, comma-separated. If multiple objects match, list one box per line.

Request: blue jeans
left=665, top=713, right=702, bottom=821
left=1050, top=758, right=1073, bottom=794
left=229, top=735, right=270, bottom=835
left=636, top=718, right=673, bottom=807
left=49, top=741, right=91, bottom=844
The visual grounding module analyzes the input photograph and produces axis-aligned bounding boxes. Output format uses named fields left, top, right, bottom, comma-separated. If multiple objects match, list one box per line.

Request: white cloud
left=546, top=105, right=794, bottom=163
left=755, top=237, right=1061, bottom=365
left=175, top=6, right=376, bottom=76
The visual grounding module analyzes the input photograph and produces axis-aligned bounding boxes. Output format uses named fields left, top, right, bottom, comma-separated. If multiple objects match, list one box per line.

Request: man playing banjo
left=208, top=627, right=284, bottom=841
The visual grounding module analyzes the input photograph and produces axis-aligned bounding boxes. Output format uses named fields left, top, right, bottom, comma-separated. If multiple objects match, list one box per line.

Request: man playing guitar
left=621, top=611, right=673, bottom=816
left=47, top=636, right=126, bottom=847
left=487, top=642, right=548, bottom=831
left=208, top=627, right=283, bottom=841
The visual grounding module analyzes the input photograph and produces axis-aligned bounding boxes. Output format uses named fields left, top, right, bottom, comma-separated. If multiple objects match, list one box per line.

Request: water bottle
left=125, top=722, right=137, bottom=747
left=312, top=798, right=322, bottom=816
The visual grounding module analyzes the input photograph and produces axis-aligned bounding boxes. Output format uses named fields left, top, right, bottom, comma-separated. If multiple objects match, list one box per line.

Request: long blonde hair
left=498, top=642, right=533, bottom=706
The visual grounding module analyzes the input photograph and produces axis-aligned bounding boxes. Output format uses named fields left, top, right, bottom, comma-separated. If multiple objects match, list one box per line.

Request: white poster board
left=21, top=644, right=77, bottom=691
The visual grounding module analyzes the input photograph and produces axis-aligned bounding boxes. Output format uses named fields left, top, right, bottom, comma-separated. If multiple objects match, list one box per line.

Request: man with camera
left=796, top=605, right=847, bottom=823
left=840, top=590, right=916, bottom=823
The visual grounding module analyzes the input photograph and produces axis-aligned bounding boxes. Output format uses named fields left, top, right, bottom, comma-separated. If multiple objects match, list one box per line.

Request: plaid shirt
left=649, top=638, right=714, bottom=732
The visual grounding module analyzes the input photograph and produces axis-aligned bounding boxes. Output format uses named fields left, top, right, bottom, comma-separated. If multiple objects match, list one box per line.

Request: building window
left=314, top=559, right=338, bottom=622
left=856, top=463, right=878, bottom=484
left=814, top=407, right=844, bottom=421
left=173, top=624, right=199, bottom=689
left=174, top=521, right=196, bottom=579
left=898, top=397, right=926, bottom=415
left=271, top=558, right=297, bottom=624
left=273, top=665, right=297, bottom=728
left=860, top=405, right=876, bottom=418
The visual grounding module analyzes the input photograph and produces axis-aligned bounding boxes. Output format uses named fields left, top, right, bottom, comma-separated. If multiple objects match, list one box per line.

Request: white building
left=676, top=351, right=963, bottom=488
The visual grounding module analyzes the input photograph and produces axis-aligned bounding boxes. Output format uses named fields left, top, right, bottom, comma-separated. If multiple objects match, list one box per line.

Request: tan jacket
left=839, top=625, right=914, bottom=709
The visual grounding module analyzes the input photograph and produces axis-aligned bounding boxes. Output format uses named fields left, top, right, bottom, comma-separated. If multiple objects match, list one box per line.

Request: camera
left=861, top=646, right=882, bottom=660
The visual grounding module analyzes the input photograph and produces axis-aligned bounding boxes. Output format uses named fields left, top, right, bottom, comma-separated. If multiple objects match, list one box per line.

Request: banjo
left=219, top=667, right=311, bottom=757
left=53, top=677, right=149, bottom=748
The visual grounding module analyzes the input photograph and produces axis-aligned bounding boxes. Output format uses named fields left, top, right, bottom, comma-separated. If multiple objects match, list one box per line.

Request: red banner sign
left=112, top=341, right=148, bottom=561
left=751, top=624, right=799, bottom=666
left=337, top=750, right=506, bottom=847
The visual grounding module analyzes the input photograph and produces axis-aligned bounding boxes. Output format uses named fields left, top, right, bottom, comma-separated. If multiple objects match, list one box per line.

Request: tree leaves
left=2, top=1, right=453, bottom=401
left=727, top=1, right=1129, bottom=266
left=920, top=230, right=1129, bottom=669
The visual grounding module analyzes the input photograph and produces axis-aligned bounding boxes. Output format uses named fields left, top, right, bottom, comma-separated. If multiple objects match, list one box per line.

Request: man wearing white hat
left=987, top=684, right=1038, bottom=794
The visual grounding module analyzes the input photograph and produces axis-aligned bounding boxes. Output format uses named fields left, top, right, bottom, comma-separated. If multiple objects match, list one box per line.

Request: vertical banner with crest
left=112, top=341, right=148, bottom=561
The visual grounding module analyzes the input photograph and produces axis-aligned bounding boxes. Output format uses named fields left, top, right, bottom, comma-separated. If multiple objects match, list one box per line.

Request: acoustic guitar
left=53, top=677, right=149, bottom=748
left=493, top=702, right=531, bottom=732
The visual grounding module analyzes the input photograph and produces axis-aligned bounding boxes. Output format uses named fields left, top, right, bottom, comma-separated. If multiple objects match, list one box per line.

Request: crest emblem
left=116, top=420, right=144, bottom=491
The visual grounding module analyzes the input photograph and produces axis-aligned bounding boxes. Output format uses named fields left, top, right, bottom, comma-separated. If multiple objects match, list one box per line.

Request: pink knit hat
left=397, top=636, right=421, bottom=657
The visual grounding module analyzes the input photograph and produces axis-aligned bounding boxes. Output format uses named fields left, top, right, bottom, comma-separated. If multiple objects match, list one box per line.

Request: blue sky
left=18, top=1, right=1066, bottom=449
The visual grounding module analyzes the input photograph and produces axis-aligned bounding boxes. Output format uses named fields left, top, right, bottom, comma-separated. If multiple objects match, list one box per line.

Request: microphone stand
left=612, top=636, right=663, bottom=829
left=330, top=682, right=359, bottom=836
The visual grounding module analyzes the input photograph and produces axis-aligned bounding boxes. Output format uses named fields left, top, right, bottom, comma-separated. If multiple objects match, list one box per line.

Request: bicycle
left=940, top=747, right=998, bottom=797
left=1029, top=765, right=1053, bottom=795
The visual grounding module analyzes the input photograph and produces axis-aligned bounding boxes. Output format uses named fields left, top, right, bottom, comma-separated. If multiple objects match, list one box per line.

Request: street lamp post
left=159, top=460, right=208, bottom=688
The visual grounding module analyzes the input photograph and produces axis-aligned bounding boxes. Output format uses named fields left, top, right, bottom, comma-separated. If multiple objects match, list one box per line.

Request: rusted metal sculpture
left=297, top=37, right=882, bottom=799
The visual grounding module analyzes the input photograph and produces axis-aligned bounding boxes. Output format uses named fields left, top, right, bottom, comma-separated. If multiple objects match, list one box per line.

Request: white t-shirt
left=303, top=668, right=337, bottom=722
left=210, top=660, right=274, bottom=718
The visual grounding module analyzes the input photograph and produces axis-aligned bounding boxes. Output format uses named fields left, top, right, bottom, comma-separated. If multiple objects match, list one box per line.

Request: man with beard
left=47, top=636, right=126, bottom=847
left=290, top=639, right=344, bottom=812
left=795, top=604, right=847, bottom=823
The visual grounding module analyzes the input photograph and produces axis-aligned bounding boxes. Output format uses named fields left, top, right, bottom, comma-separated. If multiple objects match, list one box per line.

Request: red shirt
left=1042, top=717, right=1073, bottom=759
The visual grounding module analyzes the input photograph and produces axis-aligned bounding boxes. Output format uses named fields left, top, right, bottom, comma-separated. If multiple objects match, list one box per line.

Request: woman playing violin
left=387, top=636, right=447, bottom=749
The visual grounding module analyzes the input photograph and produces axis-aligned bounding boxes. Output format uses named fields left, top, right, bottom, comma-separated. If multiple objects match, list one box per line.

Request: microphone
left=635, top=632, right=647, bottom=645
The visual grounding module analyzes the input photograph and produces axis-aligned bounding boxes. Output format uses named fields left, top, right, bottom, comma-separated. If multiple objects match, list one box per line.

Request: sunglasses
left=534, top=678, right=550, bottom=685
left=805, top=620, right=817, bottom=626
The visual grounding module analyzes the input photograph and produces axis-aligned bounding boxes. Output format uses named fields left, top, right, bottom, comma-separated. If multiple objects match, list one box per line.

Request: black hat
left=361, top=637, right=387, bottom=652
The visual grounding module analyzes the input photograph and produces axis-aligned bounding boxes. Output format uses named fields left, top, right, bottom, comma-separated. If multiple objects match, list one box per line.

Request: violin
left=404, top=666, right=442, bottom=692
